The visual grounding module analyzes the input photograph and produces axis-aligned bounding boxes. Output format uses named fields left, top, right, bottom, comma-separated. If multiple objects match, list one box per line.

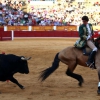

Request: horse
left=39, top=36, right=100, bottom=94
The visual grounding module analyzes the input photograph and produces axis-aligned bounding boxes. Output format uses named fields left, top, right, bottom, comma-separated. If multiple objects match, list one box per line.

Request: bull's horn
left=21, top=57, right=31, bottom=60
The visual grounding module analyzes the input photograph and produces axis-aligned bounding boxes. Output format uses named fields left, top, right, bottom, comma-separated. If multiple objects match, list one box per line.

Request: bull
left=0, top=54, right=31, bottom=90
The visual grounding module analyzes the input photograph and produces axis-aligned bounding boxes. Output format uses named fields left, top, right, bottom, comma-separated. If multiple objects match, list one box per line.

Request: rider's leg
left=86, top=40, right=98, bottom=67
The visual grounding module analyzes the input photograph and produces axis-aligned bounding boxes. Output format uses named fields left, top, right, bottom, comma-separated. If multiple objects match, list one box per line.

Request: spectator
left=0, top=0, right=100, bottom=26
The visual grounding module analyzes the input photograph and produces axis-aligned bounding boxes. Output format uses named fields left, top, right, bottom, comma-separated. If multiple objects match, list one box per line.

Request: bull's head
left=18, top=56, right=31, bottom=74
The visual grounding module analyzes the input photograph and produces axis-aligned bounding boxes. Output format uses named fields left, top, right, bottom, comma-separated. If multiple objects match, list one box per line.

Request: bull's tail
left=39, top=53, right=60, bottom=82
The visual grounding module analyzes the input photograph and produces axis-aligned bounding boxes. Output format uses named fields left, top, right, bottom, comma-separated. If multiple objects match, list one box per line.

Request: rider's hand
left=87, top=35, right=91, bottom=40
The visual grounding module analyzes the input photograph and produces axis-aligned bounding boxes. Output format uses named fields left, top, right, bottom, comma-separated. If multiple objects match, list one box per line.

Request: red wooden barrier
left=71, top=31, right=79, bottom=37
left=14, top=31, right=79, bottom=37
left=0, top=31, right=79, bottom=39
left=0, top=31, right=12, bottom=41
left=0, top=27, right=4, bottom=31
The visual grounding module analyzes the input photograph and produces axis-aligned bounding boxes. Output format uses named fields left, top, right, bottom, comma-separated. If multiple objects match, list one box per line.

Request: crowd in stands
left=0, top=0, right=100, bottom=26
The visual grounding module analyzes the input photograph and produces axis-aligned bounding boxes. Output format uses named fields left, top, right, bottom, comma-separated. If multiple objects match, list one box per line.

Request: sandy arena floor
left=0, top=38, right=99, bottom=100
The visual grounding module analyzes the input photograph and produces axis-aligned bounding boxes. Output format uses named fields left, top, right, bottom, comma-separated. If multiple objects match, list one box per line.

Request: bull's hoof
left=97, top=89, right=100, bottom=95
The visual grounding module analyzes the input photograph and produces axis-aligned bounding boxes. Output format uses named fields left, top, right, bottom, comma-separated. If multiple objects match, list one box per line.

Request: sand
left=0, top=38, right=99, bottom=100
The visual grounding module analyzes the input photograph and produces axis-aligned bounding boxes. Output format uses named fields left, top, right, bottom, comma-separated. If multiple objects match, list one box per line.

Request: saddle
left=82, top=47, right=92, bottom=56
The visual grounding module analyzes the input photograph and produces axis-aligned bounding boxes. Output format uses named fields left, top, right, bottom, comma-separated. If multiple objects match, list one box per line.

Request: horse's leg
left=66, top=62, right=84, bottom=86
left=97, top=67, right=100, bottom=94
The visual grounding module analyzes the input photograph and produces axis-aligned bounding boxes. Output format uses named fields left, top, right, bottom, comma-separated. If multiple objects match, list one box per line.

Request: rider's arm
left=79, top=25, right=87, bottom=40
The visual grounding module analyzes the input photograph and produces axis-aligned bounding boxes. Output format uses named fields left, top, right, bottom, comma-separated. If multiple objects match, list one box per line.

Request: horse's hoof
left=20, top=86, right=25, bottom=89
left=97, top=89, right=100, bottom=95
left=78, top=79, right=84, bottom=86
left=79, top=82, right=82, bottom=86
left=21, top=86, right=25, bottom=89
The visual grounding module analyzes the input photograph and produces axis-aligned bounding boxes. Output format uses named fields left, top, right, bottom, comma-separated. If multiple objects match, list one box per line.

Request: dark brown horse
left=39, top=37, right=100, bottom=94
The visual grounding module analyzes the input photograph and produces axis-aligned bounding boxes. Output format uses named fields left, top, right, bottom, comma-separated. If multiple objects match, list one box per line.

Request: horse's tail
left=39, top=53, right=60, bottom=82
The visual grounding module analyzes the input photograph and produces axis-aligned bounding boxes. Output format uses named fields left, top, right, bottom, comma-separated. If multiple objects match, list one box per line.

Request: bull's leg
left=66, top=62, right=84, bottom=86
left=9, top=77, right=25, bottom=89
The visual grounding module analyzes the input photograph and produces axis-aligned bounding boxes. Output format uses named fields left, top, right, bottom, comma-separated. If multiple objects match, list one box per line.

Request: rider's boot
left=86, top=51, right=96, bottom=68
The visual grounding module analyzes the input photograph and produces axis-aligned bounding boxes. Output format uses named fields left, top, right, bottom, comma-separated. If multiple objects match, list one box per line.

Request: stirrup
left=86, top=62, right=94, bottom=67
left=89, top=63, right=94, bottom=69
left=86, top=62, right=95, bottom=69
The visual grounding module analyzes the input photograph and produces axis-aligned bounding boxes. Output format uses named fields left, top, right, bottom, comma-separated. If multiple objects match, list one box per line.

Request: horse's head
left=95, top=37, right=100, bottom=48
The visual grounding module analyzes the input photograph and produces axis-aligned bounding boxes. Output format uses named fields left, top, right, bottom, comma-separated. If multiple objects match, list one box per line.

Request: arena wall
left=14, top=31, right=79, bottom=37
left=0, top=26, right=99, bottom=40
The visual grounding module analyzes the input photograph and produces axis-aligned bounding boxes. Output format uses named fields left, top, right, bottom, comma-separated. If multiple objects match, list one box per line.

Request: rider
left=78, top=16, right=98, bottom=67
